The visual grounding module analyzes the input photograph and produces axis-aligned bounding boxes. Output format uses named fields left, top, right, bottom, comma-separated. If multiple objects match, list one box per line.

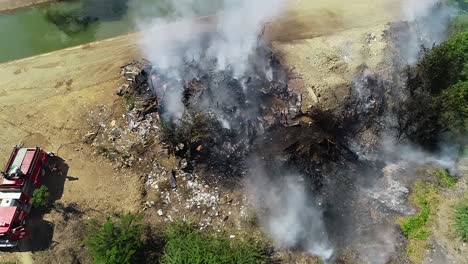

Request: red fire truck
left=0, top=147, right=49, bottom=247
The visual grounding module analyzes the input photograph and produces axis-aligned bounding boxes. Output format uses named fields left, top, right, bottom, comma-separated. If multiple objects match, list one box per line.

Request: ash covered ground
left=82, top=1, right=462, bottom=263
left=101, top=33, right=409, bottom=262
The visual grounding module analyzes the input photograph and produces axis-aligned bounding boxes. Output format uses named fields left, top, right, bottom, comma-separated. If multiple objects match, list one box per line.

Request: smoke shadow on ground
left=43, top=156, right=68, bottom=203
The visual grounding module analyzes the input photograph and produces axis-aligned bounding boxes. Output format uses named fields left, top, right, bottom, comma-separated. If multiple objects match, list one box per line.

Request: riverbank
left=0, top=0, right=52, bottom=12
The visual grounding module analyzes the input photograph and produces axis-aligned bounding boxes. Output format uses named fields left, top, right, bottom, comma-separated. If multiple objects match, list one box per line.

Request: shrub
left=161, top=221, right=267, bottom=264
left=398, top=33, right=468, bottom=147
left=451, top=0, right=468, bottom=11
left=454, top=201, right=468, bottom=242
left=437, top=81, right=468, bottom=136
left=450, top=13, right=468, bottom=35
left=85, top=213, right=144, bottom=264
left=434, top=169, right=458, bottom=187
left=417, top=32, right=468, bottom=95
left=31, top=185, right=49, bottom=208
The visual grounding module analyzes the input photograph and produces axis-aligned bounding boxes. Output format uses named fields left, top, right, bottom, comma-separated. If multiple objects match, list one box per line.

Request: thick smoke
left=397, top=0, right=456, bottom=64
left=136, top=1, right=335, bottom=260
left=137, top=0, right=285, bottom=121
left=246, top=159, right=334, bottom=261
left=134, top=0, right=460, bottom=263
left=345, top=0, right=460, bottom=262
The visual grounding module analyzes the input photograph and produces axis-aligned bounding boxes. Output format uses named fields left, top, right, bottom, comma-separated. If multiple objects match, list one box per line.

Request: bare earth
left=0, top=34, right=145, bottom=262
left=0, top=33, right=144, bottom=210
left=0, top=0, right=52, bottom=12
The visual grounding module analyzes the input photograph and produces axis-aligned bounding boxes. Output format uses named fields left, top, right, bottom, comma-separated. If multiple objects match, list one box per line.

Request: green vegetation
left=418, top=32, right=468, bottom=95
left=399, top=32, right=468, bottom=147
left=434, top=169, right=458, bottom=188
left=85, top=213, right=144, bottom=264
left=31, top=185, right=50, bottom=208
left=161, top=221, right=267, bottom=264
left=450, top=13, right=468, bottom=35
left=398, top=170, right=458, bottom=263
left=451, top=0, right=468, bottom=11
left=437, top=81, right=468, bottom=136
left=400, top=182, right=435, bottom=241
left=454, top=201, right=468, bottom=242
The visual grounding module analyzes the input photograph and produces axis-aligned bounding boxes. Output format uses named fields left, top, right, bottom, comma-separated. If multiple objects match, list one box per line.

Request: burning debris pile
left=85, top=100, right=161, bottom=169
left=117, top=44, right=303, bottom=176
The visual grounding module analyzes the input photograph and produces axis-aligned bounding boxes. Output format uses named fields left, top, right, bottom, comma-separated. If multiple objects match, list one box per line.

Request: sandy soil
left=0, top=34, right=143, bottom=262
left=0, top=0, right=52, bottom=12
left=274, top=23, right=391, bottom=113
left=269, top=0, right=402, bottom=41
left=0, top=33, right=144, bottom=210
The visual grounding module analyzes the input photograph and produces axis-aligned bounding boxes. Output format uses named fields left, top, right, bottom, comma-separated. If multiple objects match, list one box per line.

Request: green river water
left=0, top=0, right=221, bottom=63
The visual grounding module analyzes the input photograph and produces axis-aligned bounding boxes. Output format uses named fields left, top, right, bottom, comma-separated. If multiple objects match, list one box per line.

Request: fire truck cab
left=0, top=147, right=49, bottom=247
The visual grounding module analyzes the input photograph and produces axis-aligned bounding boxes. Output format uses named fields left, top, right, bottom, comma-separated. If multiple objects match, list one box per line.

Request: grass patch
left=399, top=182, right=437, bottom=241
left=434, top=170, right=457, bottom=188
left=398, top=169, right=458, bottom=263
left=454, top=201, right=468, bottom=242
left=398, top=182, right=438, bottom=263
left=161, top=221, right=268, bottom=264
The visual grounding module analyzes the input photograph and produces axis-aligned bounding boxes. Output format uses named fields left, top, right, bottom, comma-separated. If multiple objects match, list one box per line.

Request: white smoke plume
left=342, top=1, right=460, bottom=262
left=246, top=160, right=334, bottom=262
left=136, top=1, right=335, bottom=260
left=398, top=0, right=456, bottom=64
left=133, top=0, right=460, bottom=263
left=137, top=0, right=285, bottom=120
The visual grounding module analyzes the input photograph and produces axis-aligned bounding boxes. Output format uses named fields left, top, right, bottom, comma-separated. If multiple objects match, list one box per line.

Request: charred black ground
left=116, top=36, right=399, bottom=260
left=118, top=42, right=306, bottom=177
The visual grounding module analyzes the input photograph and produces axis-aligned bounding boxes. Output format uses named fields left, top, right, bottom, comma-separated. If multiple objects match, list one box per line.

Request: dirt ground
left=0, top=34, right=144, bottom=263
left=270, top=0, right=402, bottom=41
left=0, top=0, right=52, bottom=12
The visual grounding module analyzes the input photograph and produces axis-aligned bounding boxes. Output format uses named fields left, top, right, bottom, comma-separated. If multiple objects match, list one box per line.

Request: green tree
left=450, top=13, right=468, bottom=35
left=451, top=0, right=468, bottom=11
left=399, top=32, right=468, bottom=147
left=417, top=32, right=468, bottom=95
left=31, top=185, right=49, bottom=208
left=437, top=81, right=468, bottom=136
left=85, top=213, right=144, bottom=264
